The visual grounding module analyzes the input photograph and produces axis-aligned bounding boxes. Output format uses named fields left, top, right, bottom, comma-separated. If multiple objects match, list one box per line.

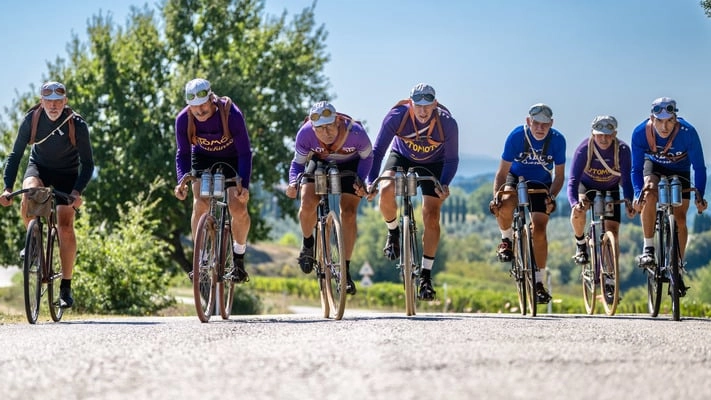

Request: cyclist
left=285, top=101, right=373, bottom=295
left=0, top=81, right=95, bottom=308
left=631, top=97, right=707, bottom=271
left=490, top=103, right=566, bottom=304
left=173, top=78, right=252, bottom=283
left=567, top=116, right=634, bottom=295
left=365, top=83, right=459, bottom=301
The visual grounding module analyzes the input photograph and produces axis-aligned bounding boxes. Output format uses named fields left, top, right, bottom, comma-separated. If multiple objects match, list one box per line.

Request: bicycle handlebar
left=5, top=187, right=74, bottom=203
left=367, top=167, right=444, bottom=196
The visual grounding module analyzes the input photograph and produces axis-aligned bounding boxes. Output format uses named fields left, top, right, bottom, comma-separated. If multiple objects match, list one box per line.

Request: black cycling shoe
left=497, top=238, right=513, bottom=262
left=418, top=277, right=436, bottom=301
left=298, top=246, right=315, bottom=274
left=573, top=243, right=589, bottom=264
left=346, top=273, right=357, bottom=295
left=383, top=230, right=400, bottom=261
left=227, top=254, right=250, bottom=283
left=535, top=282, right=552, bottom=304
left=638, top=247, right=655, bottom=268
left=59, top=287, right=74, bottom=309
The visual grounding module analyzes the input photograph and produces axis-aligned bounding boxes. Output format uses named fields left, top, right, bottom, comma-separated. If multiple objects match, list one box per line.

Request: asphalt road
left=1, top=311, right=710, bottom=400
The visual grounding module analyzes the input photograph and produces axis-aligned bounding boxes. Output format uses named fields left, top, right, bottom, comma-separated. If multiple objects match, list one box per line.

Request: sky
left=1, top=0, right=711, bottom=163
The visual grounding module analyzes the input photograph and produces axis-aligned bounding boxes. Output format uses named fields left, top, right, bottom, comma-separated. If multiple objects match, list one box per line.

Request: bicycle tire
left=525, top=223, right=537, bottom=316
left=668, top=216, right=682, bottom=321
left=647, top=211, right=665, bottom=317
left=47, top=227, right=64, bottom=322
left=409, top=215, right=422, bottom=315
left=600, top=231, right=619, bottom=316
left=402, top=214, right=416, bottom=316
left=315, top=225, right=330, bottom=319
left=323, top=211, right=347, bottom=320
left=193, top=213, right=217, bottom=323
left=23, top=219, right=43, bottom=324
left=581, top=245, right=596, bottom=315
left=219, top=225, right=235, bottom=320
left=513, top=224, right=528, bottom=316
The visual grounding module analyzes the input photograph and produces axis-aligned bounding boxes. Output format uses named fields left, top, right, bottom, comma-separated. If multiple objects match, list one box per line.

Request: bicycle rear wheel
left=193, top=213, right=217, bottom=323
left=219, top=226, right=235, bottom=320
left=47, top=227, right=64, bottom=322
left=402, top=215, right=416, bottom=316
left=647, top=212, right=665, bottom=317
left=23, top=219, right=43, bottom=324
left=668, top=216, right=682, bottom=321
left=324, top=211, right=347, bottom=320
left=512, top=228, right=528, bottom=316
left=600, top=231, right=619, bottom=316
left=581, top=237, right=596, bottom=315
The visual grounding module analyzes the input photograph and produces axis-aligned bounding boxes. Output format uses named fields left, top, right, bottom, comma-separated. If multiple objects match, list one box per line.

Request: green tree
left=702, top=0, right=711, bottom=17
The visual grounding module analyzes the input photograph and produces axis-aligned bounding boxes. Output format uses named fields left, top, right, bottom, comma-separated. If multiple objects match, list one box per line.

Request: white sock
left=643, top=238, right=654, bottom=248
left=233, top=242, right=247, bottom=255
left=536, top=270, right=545, bottom=282
left=500, top=228, right=513, bottom=240
left=422, top=258, right=434, bottom=270
left=386, top=219, right=398, bottom=230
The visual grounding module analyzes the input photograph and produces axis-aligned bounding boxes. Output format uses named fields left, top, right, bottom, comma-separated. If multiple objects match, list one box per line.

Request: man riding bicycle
left=285, top=101, right=373, bottom=295
left=365, top=83, right=459, bottom=301
left=1, top=81, right=95, bottom=308
left=173, top=78, right=252, bottom=283
left=631, top=97, right=707, bottom=270
left=490, top=103, right=566, bottom=304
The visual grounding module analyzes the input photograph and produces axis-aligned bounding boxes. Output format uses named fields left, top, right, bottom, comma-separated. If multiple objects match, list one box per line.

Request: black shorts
left=192, top=154, right=240, bottom=188
left=578, top=186, right=621, bottom=222
left=305, top=158, right=361, bottom=196
left=24, top=162, right=76, bottom=206
left=382, top=151, right=443, bottom=197
left=505, top=174, right=550, bottom=214
left=643, top=160, right=691, bottom=199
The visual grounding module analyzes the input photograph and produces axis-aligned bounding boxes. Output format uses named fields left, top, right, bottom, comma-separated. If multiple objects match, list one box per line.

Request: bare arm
left=492, top=159, right=512, bottom=196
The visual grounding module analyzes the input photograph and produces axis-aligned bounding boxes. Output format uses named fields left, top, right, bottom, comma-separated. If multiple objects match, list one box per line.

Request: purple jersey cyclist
left=567, top=116, right=634, bottom=276
left=365, top=83, right=459, bottom=301
left=631, top=97, right=707, bottom=272
left=286, top=101, right=373, bottom=295
left=173, top=78, right=253, bottom=284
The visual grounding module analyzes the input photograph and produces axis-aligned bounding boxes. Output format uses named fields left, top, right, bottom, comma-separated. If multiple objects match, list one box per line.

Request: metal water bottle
left=406, top=169, right=418, bottom=196
left=593, top=191, right=604, bottom=216
left=670, top=175, right=682, bottom=207
left=394, top=169, right=405, bottom=197
left=314, top=166, right=327, bottom=195
left=517, top=176, right=529, bottom=206
left=604, top=191, right=614, bottom=217
left=658, top=176, right=670, bottom=206
left=212, top=170, right=225, bottom=198
left=328, top=165, right=341, bottom=194
left=200, top=170, right=212, bottom=198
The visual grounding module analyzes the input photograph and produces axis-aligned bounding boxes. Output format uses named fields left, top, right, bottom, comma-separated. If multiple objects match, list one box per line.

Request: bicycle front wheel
left=47, top=227, right=64, bottom=322
left=193, top=213, right=218, bottom=323
left=668, top=216, right=682, bottom=321
left=581, top=237, right=596, bottom=315
left=525, top=223, right=537, bottom=316
left=315, top=225, right=330, bottom=319
left=600, top=231, right=619, bottom=316
left=647, top=212, right=665, bottom=317
left=219, top=225, right=235, bottom=320
left=402, top=215, right=416, bottom=316
left=23, top=219, right=43, bottom=324
left=512, top=228, right=528, bottom=316
left=323, top=211, right=347, bottom=320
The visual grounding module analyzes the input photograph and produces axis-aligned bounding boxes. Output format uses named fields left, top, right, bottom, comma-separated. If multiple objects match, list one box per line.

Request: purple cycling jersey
left=288, top=118, right=374, bottom=185
left=367, top=104, right=459, bottom=185
left=174, top=98, right=253, bottom=188
left=566, top=137, right=633, bottom=207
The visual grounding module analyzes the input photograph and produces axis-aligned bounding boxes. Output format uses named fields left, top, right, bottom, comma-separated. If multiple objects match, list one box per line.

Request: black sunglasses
left=651, top=104, right=677, bottom=114
left=411, top=93, right=435, bottom=103
left=186, top=89, right=210, bottom=101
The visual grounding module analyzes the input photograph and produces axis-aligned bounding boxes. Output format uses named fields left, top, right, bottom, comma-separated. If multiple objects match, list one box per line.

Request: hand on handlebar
left=174, top=184, right=189, bottom=201
left=353, top=182, right=367, bottom=198
left=233, top=186, right=249, bottom=204
left=488, top=198, right=500, bottom=217
left=696, top=197, right=708, bottom=214
left=545, top=195, right=557, bottom=214
left=365, top=184, right=378, bottom=201
left=285, top=183, right=298, bottom=199
left=435, top=184, right=450, bottom=200
left=625, top=199, right=636, bottom=219
left=0, top=190, right=12, bottom=207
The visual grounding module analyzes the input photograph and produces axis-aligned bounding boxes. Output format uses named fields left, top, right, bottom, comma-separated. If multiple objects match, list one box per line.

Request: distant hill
left=454, top=153, right=498, bottom=179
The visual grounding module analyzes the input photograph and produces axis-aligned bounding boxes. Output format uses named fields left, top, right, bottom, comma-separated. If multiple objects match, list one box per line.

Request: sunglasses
left=411, top=93, right=435, bottom=103
left=309, top=108, right=334, bottom=122
left=41, top=87, right=66, bottom=97
left=651, top=104, right=677, bottom=114
left=593, top=122, right=616, bottom=132
left=529, top=105, right=553, bottom=118
left=186, top=89, right=210, bottom=101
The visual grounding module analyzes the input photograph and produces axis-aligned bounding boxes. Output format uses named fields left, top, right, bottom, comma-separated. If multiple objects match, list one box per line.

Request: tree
left=702, top=0, right=711, bottom=17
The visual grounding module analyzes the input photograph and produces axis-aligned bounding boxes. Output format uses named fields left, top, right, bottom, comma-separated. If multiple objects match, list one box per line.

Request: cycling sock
left=575, top=235, right=585, bottom=245
left=535, top=270, right=545, bottom=282
left=303, top=235, right=315, bottom=249
left=644, top=237, right=654, bottom=248
left=60, top=279, right=71, bottom=289
left=500, top=228, right=513, bottom=241
left=385, top=218, right=398, bottom=230
left=346, top=260, right=350, bottom=273
left=422, top=256, right=434, bottom=271
left=233, top=242, right=247, bottom=255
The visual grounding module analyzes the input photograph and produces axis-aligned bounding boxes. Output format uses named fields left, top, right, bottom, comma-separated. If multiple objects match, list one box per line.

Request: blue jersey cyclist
left=567, top=116, right=634, bottom=288
left=490, top=103, right=566, bottom=304
left=365, top=83, right=459, bottom=301
left=286, top=101, right=373, bottom=295
left=173, top=78, right=253, bottom=283
left=631, top=97, right=707, bottom=274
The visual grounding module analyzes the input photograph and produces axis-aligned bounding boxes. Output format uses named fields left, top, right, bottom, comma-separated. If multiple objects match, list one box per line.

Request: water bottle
left=406, top=169, right=418, bottom=196
left=604, top=191, right=614, bottom=217
left=328, top=165, right=341, bottom=195
left=314, top=166, right=327, bottom=195
left=200, top=170, right=212, bottom=198
left=517, top=176, right=529, bottom=206
left=670, top=175, right=682, bottom=207
left=593, top=191, right=604, bottom=217
left=394, top=169, right=405, bottom=197
left=658, top=176, right=669, bottom=206
left=212, top=170, right=225, bottom=198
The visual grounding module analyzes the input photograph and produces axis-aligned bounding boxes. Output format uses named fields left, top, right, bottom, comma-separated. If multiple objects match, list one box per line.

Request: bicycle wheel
left=47, top=227, right=64, bottom=322
left=512, top=227, right=528, bottom=316
left=409, top=216, right=421, bottom=315
left=581, top=236, right=596, bottom=315
left=647, top=212, right=665, bottom=317
left=525, top=223, right=537, bottom=316
left=219, top=226, right=235, bottom=320
left=402, top=214, right=416, bottom=316
left=193, top=213, right=217, bottom=323
left=667, top=216, right=682, bottom=321
left=599, top=231, right=619, bottom=316
left=323, top=211, right=347, bottom=320
left=315, top=225, right=330, bottom=319
left=23, top=219, right=43, bottom=324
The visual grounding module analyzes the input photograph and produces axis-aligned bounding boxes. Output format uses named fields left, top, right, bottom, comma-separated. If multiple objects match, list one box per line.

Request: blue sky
left=2, top=0, right=710, bottom=162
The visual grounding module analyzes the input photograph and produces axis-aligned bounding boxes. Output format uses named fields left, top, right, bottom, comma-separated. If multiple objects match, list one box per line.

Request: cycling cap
left=309, top=101, right=337, bottom=127
left=410, top=83, right=436, bottom=106
left=591, top=115, right=617, bottom=135
left=185, top=78, right=212, bottom=106
left=528, top=103, right=553, bottom=123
